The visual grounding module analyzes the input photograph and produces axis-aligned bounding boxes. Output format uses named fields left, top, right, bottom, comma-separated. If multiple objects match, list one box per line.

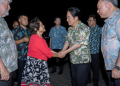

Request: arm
left=59, top=27, right=90, bottom=58
left=32, top=35, right=62, bottom=58
left=64, top=43, right=81, bottom=54
left=59, top=43, right=81, bottom=58
left=51, top=50, right=62, bottom=58
left=112, top=19, right=120, bottom=79
left=11, top=29, right=29, bottom=45
left=116, top=50, right=120, bottom=66
left=15, top=37, right=29, bottom=45
left=0, top=57, right=9, bottom=81
left=112, top=49, right=120, bottom=79
left=62, top=42, right=69, bottom=51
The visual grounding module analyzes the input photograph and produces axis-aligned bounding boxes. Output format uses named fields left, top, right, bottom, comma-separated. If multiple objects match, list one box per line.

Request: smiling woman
left=20, top=17, right=63, bottom=86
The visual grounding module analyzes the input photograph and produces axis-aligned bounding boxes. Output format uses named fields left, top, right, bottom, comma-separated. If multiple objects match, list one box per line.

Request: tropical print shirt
left=89, top=25, right=102, bottom=54
left=0, top=16, right=18, bottom=73
left=101, top=9, right=120, bottom=70
left=49, top=25, right=67, bottom=49
left=66, top=21, right=91, bottom=64
left=12, top=26, right=30, bottom=60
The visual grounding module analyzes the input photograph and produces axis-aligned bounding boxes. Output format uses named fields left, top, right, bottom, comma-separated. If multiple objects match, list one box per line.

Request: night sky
left=4, top=0, right=120, bottom=32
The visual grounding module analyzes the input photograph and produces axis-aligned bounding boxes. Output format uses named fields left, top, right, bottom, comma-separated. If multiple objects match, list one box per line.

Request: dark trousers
left=107, top=71, right=120, bottom=86
left=71, top=63, right=90, bottom=86
left=88, top=53, right=99, bottom=84
left=18, top=59, right=26, bottom=86
left=12, top=69, right=18, bottom=81
left=0, top=72, right=12, bottom=86
left=51, top=49, right=64, bottom=72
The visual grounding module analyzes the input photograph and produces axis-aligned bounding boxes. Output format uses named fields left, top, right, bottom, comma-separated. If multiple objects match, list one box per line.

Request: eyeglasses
left=87, top=20, right=94, bottom=22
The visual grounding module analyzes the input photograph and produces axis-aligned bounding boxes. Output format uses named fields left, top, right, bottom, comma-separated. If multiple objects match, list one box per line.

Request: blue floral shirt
left=101, top=9, right=120, bottom=70
left=11, top=26, right=30, bottom=60
left=49, top=25, right=67, bottom=49
left=89, top=25, right=102, bottom=54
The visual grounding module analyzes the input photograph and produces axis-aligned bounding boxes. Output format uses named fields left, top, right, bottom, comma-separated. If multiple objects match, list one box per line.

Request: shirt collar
left=75, top=21, right=81, bottom=29
left=69, top=21, right=81, bottom=30
left=18, top=26, right=28, bottom=30
left=89, top=24, right=98, bottom=29
left=104, top=8, right=120, bottom=23
left=54, top=25, right=61, bottom=29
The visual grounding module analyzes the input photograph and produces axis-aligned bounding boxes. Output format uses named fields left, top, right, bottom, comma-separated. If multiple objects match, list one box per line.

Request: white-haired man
left=97, top=0, right=120, bottom=86
left=0, top=0, right=18, bottom=86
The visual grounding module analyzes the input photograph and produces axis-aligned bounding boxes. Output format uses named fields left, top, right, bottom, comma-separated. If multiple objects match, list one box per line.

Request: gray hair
left=0, top=0, right=12, bottom=4
left=102, top=0, right=118, bottom=7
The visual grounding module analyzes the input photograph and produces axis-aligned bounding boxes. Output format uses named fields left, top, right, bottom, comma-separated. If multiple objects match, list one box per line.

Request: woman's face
left=38, top=21, right=46, bottom=32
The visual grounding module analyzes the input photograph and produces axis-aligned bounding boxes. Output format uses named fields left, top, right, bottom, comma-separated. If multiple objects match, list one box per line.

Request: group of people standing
left=0, top=0, right=120, bottom=86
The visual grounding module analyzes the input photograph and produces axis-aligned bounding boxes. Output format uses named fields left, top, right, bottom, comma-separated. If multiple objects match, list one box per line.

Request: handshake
left=52, top=50, right=67, bottom=58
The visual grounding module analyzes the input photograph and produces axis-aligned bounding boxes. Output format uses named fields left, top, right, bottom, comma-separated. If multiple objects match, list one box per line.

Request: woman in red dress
left=21, top=17, right=62, bottom=86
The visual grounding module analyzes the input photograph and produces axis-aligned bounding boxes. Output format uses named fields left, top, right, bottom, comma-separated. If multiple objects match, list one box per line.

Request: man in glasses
left=87, top=14, right=102, bottom=86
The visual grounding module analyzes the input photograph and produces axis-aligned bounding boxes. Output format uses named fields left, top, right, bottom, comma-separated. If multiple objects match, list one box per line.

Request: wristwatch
left=115, top=66, right=120, bottom=70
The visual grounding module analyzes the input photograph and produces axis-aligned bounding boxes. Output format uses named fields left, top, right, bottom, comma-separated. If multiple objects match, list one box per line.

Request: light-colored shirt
left=101, top=9, right=120, bottom=70
left=66, top=21, right=91, bottom=64
left=49, top=25, right=67, bottom=49
left=89, top=25, right=102, bottom=54
left=0, top=16, right=18, bottom=73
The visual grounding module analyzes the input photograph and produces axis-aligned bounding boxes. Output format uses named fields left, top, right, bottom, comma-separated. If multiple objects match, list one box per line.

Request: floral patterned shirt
left=11, top=26, right=30, bottom=60
left=0, top=16, right=18, bottom=73
left=66, top=21, right=91, bottom=64
left=101, top=9, right=120, bottom=70
left=49, top=25, right=67, bottom=49
left=89, top=25, right=102, bottom=54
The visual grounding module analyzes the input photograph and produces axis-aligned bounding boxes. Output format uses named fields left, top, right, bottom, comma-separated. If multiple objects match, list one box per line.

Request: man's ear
left=75, top=16, right=78, bottom=21
left=107, top=2, right=113, bottom=10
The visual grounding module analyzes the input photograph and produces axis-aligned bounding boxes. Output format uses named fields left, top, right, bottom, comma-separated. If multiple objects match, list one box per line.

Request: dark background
left=4, top=0, right=120, bottom=33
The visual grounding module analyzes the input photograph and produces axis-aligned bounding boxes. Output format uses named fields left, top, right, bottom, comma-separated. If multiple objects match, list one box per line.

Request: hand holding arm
left=15, top=37, right=29, bottom=45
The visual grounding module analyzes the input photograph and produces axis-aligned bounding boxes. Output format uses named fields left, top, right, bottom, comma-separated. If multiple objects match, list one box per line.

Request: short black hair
left=67, top=7, right=81, bottom=20
left=89, top=14, right=96, bottom=20
left=54, top=16, right=61, bottom=21
left=18, top=13, right=28, bottom=20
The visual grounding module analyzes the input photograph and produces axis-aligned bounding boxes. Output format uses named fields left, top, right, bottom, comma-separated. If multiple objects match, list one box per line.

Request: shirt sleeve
left=76, top=27, right=90, bottom=45
left=0, top=26, right=6, bottom=50
left=32, top=35, right=53, bottom=58
left=116, top=18, right=120, bottom=41
left=11, top=29, right=19, bottom=40
left=62, top=27, right=67, bottom=44
left=49, top=28, right=52, bottom=38
left=100, top=27, right=103, bottom=35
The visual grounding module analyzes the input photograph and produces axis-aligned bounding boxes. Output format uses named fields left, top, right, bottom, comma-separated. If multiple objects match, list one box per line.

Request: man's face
left=66, top=11, right=76, bottom=26
left=97, top=0, right=109, bottom=18
left=54, top=18, right=61, bottom=25
left=88, top=17, right=96, bottom=27
left=0, top=0, right=11, bottom=17
left=13, top=21, right=19, bottom=28
left=19, top=16, right=28, bottom=27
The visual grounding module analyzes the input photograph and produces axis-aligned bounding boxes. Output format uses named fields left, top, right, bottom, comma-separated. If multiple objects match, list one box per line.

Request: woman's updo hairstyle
left=29, top=17, right=40, bottom=35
